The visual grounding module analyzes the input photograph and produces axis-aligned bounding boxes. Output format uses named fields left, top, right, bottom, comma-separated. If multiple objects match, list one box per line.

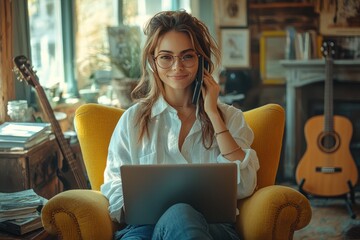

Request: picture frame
left=260, top=31, right=287, bottom=84
left=320, top=2, right=360, bottom=36
left=216, top=0, right=247, bottom=27
left=221, top=29, right=250, bottom=68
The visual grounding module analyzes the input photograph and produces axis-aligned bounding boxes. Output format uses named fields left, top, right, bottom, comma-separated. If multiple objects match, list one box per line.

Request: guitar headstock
left=13, top=55, right=39, bottom=88
left=321, top=41, right=336, bottom=60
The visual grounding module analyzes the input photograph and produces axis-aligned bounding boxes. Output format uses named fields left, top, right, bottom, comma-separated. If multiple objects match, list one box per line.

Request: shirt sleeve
left=216, top=105, right=260, bottom=199
left=100, top=111, right=132, bottom=223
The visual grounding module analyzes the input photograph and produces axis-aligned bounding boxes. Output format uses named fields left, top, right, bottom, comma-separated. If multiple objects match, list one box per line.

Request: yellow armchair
left=42, top=103, right=311, bottom=240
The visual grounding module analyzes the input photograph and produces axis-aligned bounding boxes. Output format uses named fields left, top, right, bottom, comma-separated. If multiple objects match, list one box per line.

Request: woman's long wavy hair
left=131, top=10, right=221, bottom=149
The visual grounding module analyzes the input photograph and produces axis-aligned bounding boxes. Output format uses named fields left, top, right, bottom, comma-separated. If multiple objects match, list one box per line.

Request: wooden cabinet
left=0, top=139, right=62, bottom=199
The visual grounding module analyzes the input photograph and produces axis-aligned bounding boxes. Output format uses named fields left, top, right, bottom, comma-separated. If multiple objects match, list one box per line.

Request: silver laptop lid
left=120, top=163, right=237, bottom=225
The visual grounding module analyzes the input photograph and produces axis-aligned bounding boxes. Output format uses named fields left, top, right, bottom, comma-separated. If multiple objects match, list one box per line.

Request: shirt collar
left=150, top=95, right=202, bottom=119
left=151, top=95, right=174, bottom=118
left=151, top=95, right=202, bottom=132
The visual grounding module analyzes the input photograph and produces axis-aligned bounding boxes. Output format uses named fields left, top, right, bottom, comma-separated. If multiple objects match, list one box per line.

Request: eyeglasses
left=154, top=52, right=200, bottom=69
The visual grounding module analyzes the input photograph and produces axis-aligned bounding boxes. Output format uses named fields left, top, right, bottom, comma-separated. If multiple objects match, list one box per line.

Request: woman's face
left=154, top=31, right=198, bottom=94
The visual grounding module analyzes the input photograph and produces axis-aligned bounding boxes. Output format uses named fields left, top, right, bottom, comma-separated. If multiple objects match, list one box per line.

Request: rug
left=294, top=194, right=360, bottom=240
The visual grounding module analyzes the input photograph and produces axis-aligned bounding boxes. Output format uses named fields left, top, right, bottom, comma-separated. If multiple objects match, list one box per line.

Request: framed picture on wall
left=260, top=31, right=287, bottom=84
left=217, top=0, right=247, bottom=27
left=221, top=29, right=250, bottom=68
left=320, top=2, right=360, bottom=36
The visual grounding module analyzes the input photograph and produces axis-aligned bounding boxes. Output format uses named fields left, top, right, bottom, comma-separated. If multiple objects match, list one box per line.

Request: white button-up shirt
left=101, top=96, right=259, bottom=223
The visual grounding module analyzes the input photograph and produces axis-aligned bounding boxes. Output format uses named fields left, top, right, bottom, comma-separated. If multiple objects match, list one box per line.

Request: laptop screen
left=120, top=163, right=238, bottom=225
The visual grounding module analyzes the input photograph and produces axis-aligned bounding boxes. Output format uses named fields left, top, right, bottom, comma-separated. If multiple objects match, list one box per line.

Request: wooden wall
left=0, top=0, right=15, bottom=123
left=212, top=1, right=320, bottom=111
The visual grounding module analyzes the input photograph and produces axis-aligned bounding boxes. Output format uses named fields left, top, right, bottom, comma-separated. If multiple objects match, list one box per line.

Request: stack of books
left=0, top=122, right=52, bottom=151
left=285, top=27, right=323, bottom=61
left=0, top=189, right=47, bottom=235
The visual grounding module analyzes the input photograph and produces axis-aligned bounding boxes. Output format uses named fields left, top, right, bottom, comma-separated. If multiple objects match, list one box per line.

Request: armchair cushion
left=236, top=185, right=311, bottom=240
left=42, top=190, right=117, bottom=240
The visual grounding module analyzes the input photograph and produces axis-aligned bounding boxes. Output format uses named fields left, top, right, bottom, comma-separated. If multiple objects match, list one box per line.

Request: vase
left=111, top=78, right=138, bottom=109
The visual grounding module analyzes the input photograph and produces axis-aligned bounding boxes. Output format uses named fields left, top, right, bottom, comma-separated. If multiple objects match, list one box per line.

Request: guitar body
left=296, top=115, right=358, bottom=196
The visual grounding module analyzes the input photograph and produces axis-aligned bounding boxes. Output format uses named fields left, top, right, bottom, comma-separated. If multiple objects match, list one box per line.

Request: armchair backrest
left=243, top=104, right=285, bottom=189
left=74, top=103, right=284, bottom=191
left=75, top=104, right=124, bottom=190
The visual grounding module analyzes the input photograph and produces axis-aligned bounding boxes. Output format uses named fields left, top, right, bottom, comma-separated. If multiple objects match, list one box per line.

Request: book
left=0, top=122, right=52, bottom=150
left=0, top=189, right=47, bottom=222
left=295, top=32, right=304, bottom=60
left=0, top=122, right=51, bottom=142
left=0, top=122, right=51, bottom=140
left=0, top=132, right=51, bottom=150
left=293, top=30, right=321, bottom=60
left=0, top=213, right=42, bottom=235
left=0, top=208, right=39, bottom=222
left=285, top=26, right=296, bottom=60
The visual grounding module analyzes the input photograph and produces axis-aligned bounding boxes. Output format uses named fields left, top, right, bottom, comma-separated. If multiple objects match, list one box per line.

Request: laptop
left=120, top=163, right=237, bottom=225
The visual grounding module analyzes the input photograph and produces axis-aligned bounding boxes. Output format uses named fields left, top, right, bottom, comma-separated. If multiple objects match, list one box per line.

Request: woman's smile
left=167, top=73, right=190, bottom=80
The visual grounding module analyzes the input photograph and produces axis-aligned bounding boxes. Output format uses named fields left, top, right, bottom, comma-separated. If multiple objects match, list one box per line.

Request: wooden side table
left=0, top=138, right=62, bottom=199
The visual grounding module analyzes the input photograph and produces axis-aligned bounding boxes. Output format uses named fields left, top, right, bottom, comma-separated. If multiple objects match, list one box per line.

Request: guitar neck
left=35, top=85, right=86, bottom=189
left=323, top=48, right=334, bottom=133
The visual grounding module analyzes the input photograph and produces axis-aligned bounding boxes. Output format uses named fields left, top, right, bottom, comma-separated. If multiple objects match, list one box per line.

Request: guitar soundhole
left=318, top=132, right=340, bottom=153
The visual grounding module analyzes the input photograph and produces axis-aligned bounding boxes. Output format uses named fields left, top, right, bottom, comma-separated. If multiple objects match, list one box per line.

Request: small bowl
left=79, top=89, right=100, bottom=103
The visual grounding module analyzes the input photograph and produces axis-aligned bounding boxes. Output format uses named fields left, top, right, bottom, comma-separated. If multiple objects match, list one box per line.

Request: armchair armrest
left=42, top=190, right=119, bottom=240
left=236, top=185, right=312, bottom=240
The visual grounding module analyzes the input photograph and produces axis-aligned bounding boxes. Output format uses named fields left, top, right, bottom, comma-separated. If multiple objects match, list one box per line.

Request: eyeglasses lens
left=155, top=53, right=198, bottom=69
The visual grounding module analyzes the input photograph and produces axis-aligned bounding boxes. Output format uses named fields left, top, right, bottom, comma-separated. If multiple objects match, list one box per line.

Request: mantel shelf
left=280, top=59, right=360, bottom=87
left=280, top=59, right=360, bottom=67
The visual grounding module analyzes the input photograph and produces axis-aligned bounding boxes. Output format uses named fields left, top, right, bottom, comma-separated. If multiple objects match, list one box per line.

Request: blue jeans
left=114, top=203, right=240, bottom=240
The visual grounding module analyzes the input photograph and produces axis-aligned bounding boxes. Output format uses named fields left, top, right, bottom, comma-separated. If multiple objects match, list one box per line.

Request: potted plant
left=107, top=25, right=142, bottom=108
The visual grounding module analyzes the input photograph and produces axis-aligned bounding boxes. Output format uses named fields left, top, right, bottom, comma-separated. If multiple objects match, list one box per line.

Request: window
left=28, top=0, right=191, bottom=101
left=123, top=0, right=191, bottom=26
left=74, top=0, right=118, bottom=91
left=75, top=0, right=191, bottom=93
left=28, top=0, right=64, bottom=90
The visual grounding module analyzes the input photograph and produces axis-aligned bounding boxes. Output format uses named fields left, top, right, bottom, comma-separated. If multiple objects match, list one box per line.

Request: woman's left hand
left=201, top=71, right=221, bottom=116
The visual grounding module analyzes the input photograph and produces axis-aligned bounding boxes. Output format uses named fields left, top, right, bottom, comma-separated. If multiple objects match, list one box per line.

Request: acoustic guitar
left=295, top=42, right=358, bottom=197
left=13, top=55, right=88, bottom=190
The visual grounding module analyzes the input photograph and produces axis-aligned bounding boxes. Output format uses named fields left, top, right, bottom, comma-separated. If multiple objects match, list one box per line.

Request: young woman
left=101, top=10, right=259, bottom=240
